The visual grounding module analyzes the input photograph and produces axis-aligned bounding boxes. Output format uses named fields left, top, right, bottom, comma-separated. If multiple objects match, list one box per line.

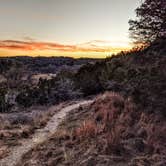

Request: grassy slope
left=18, top=92, right=166, bottom=166
left=17, top=39, right=166, bottom=166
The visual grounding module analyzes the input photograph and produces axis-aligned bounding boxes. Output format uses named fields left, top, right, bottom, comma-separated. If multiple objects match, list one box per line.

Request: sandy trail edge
left=0, top=100, right=93, bottom=166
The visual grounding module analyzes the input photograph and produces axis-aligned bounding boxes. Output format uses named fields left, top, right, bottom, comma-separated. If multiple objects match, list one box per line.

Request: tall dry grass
left=73, top=92, right=166, bottom=158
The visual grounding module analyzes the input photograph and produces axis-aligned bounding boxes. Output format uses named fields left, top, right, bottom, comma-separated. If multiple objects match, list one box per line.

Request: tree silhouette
left=129, top=0, right=166, bottom=45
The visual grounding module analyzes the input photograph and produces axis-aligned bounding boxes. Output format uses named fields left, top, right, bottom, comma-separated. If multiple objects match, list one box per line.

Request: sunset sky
left=0, top=0, right=140, bottom=58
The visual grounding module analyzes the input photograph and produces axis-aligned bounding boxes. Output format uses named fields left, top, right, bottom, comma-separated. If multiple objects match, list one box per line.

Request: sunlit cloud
left=0, top=40, right=132, bottom=58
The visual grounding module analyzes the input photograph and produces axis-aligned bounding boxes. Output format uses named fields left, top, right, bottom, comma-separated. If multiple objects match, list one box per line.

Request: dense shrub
left=75, top=39, right=166, bottom=116
left=0, top=88, right=10, bottom=112
left=74, top=63, right=104, bottom=96
left=16, top=71, right=82, bottom=107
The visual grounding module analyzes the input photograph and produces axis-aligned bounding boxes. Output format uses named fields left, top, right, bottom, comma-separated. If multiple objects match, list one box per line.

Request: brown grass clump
left=74, top=120, right=97, bottom=140
left=92, top=92, right=125, bottom=127
left=90, top=92, right=134, bottom=132
left=55, top=129, right=72, bottom=142
left=103, top=126, right=125, bottom=155
left=72, top=92, right=129, bottom=155
left=145, top=123, right=166, bottom=154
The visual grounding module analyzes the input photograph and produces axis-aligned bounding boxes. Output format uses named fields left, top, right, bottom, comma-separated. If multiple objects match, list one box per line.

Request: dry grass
left=75, top=92, right=129, bottom=136
left=92, top=92, right=125, bottom=127
left=74, top=120, right=97, bottom=140
left=145, top=123, right=166, bottom=154
left=72, top=92, right=166, bottom=160
left=16, top=92, right=166, bottom=165
left=0, top=107, right=55, bottom=159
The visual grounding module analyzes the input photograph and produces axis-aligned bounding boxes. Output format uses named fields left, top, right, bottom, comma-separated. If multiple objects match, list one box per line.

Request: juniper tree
left=129, top=0, right=166, bottom=45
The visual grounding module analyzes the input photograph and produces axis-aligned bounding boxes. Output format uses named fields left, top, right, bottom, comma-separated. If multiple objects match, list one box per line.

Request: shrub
left=92, top=92, right=125, bottom=128
left=0, top=88, right=10, bottom=112
left=74, top=120, right=97, bottom=140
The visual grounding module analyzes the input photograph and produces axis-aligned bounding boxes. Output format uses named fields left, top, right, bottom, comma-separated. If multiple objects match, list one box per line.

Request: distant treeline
left=0, top=56, right=99, bottom=74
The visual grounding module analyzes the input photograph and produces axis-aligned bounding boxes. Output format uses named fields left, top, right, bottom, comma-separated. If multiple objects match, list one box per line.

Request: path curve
left=0, top=100, right=93, bottom=166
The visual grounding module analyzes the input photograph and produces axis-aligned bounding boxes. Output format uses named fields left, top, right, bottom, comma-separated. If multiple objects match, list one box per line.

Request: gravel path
left=0, top=100, right=93, bottom=166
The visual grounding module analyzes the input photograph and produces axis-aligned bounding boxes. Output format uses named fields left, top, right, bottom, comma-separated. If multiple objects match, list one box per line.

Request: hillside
left=17, top=92, right=166, bottom=166
left=75, top=39, right=166, bottom=116
left=4, top=39, right=165, bottom=166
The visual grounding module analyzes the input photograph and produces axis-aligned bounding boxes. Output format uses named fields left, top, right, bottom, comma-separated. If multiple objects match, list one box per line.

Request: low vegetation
left=0, top=57, right=97, bottom=112
left=18, top=92, right=166, bottom=165
left=0, top=106, right=56, bottom=159
left=75, top=39, right=166, bottom=116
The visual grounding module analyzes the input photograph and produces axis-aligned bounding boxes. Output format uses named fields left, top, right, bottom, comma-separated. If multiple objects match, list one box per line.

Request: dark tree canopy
left=129, top=0, right=166, bottom=45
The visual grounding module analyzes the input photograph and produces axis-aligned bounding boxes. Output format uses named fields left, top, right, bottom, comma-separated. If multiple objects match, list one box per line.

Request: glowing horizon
left=0, top=39, right=132, bottom=58
left=0, top=0, right=139, bottom=58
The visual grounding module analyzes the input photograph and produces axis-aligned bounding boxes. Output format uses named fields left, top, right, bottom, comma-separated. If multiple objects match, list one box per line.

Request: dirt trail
left=0, top=100, right=93, bottom=166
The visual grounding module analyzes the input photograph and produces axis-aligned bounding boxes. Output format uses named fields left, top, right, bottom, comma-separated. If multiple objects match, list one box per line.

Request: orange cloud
left=0, top=40, right=73, bottom=51
left=0, top=40, right=131, bottom=58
